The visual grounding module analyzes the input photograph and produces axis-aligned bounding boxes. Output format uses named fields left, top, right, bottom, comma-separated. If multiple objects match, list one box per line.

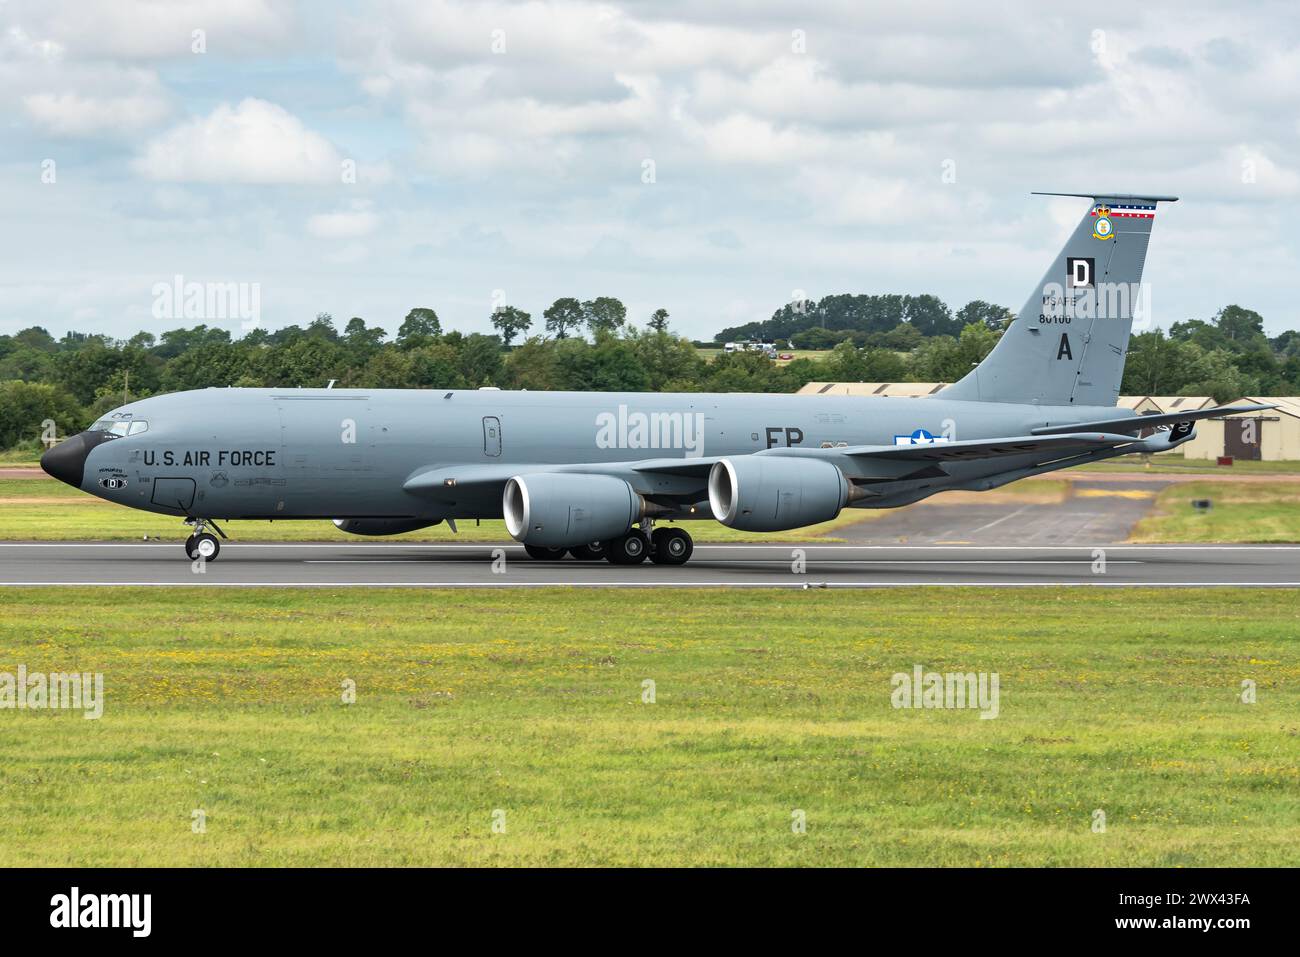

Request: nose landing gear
left=183, top=518, right=227, bottom=562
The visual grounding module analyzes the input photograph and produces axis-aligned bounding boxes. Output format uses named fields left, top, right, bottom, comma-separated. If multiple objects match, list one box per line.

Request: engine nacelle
left=708, top=456, right=849, bottom=532
left=503, top=473, right=642, bottom=548
left=333, top=518, right=441, bottom=536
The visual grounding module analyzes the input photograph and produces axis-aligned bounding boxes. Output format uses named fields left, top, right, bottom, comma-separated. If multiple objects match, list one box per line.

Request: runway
left=0, top=542, right=1297, bottom=587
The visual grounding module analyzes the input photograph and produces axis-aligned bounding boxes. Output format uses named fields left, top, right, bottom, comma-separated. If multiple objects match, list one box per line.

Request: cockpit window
left=89, top=418, right=147, bottom=437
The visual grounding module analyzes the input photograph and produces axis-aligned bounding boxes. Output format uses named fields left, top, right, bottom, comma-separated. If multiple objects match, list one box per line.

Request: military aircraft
left=42, top=192, right=1271, bottom=565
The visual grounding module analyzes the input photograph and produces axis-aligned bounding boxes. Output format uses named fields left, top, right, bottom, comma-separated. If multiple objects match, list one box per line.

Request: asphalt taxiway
left=0, top=542, right=1295, bottom=587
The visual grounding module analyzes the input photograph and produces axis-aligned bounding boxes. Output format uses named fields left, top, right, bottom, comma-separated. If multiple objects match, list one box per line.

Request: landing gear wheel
left=606, top=531, right=649, bottom=565
left=569, top=541, right=607, bottom=561
left=185, top=532, right=220, bottom=562
left=651, top=527, right=693, bottom=565
left=523, top=544, right=567, bottom=560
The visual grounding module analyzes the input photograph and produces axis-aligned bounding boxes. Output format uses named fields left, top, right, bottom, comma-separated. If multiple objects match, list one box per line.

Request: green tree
left=491, top=306, right=532, bottom=347
left=0, top=348, right=54, bottom=382
left=308, top=312, right=339, bottom=340
left=459, top=334, right=504, bottom=386
left=648, top=308, right=670, bottom=334
left=907, top=335, right=962, bottom=381
left=583, top=296, right=627, bottom=335
left=397, top=308, right=442, bottom=349
left=630, top=327, right=706, bottom=391
left=13, top=327, right=56, bottom=352
left=408, top=342, right=464, bottom=389
left=1213, top=304, right=1267, bottom=347
left=1122, top=331, right=1210, bottom=395
left=343, top=317, right=387, bottom=355
left=904, top=294, right=961, bottom=337
left=502, top=337, right=563, bottom=390
left=874, top=322, right=924, bottom=351
left=0, top=380, right=84, bottom=448
left=154, top=324, right=231, bottom=359
left=584, top=336, right=650, bottom=391
left=956, top=300, right=1013, bottom=330
left=360, top=349, right=415, bottom=388
left=791, top=327, right=850, bottom=350
left=52, top=340, right=128, bottom=404
left=543, top=298, right=585, bottom=339
left=953, top=321, right=1000, bottom=374
left=704, top=350, right=797, bottom=393
left=1182, top=348, right=1257, bottom=402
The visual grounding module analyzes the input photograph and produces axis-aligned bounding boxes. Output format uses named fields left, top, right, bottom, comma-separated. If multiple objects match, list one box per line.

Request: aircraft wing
left=1030, top=404, right=1276, bottom=436
left=403, top=431, right=1135, bottom=497
left=762, top=431, right=1137, bottom=464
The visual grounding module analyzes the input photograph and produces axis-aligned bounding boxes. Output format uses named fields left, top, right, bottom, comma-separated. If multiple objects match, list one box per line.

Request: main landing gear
left=183, top=518, right=227, bottom=562
left=604, top=525, right=693, bottom=565
left=521, top=522, right=694, bottom=566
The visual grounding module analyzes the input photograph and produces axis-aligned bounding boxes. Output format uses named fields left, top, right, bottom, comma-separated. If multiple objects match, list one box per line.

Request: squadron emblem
left=1091, top=205, right=1114, bottom=241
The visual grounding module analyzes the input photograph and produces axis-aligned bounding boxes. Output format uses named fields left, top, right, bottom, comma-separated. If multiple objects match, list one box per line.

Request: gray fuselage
left=67, top=387, right=1129, bottom=522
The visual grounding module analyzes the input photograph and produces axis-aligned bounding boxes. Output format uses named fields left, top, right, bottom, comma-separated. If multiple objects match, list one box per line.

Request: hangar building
left=1181, top=397, right=1300, bottom=461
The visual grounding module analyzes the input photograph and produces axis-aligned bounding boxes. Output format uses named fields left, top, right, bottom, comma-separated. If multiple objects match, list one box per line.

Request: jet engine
left=503, top=473, right=644, bottom=548
left=333, top=518, right=441, bottom=536
left=708, top=456, right=851, bottom=532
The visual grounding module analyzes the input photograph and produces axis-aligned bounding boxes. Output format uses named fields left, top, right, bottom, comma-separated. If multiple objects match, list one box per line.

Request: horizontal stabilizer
left=1030, top=191, right=1180, bottom=203
left=1030, top=404, right=1276, bottom=437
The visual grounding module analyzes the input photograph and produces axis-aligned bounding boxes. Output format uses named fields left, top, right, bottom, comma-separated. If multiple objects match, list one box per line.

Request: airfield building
left=1181, top=397, right=1300, bottom=461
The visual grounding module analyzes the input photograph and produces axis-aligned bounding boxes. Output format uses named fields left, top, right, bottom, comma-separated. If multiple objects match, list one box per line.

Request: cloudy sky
left=3, top=0, right=1299, bottom=342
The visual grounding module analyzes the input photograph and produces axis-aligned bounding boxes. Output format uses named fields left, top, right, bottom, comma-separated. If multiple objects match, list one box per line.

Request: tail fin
left=940, top=191, right=1178, bottom=406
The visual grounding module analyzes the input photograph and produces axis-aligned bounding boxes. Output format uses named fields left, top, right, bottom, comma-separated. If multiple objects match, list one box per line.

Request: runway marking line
left=302, top=558, right=1144, bottom=565
left=2, top=581, right=1299, bottom=589
left=968, top=504, right=1033, bottom=535
left=2, top=543, right=1299, bottom=551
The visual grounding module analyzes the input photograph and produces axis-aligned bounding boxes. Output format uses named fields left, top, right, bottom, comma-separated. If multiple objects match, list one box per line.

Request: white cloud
left=4, top=0, right=297, bottom=59
left=6, top=0, right=1300, bottom=341
left=2, top=29, right=172, bottom=138
left=24, top=87, right=170, bottom=136
left=307, top=202, right=379, bottom=239
left=134, top=99, right=344, bottom=184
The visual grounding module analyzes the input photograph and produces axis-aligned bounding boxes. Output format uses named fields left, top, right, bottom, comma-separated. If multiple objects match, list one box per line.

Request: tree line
left=0, top=296, right=1296, bottom=453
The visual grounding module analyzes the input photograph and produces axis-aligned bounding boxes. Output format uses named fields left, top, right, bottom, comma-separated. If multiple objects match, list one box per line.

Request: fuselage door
left=482, top=416, right=502, bottom=457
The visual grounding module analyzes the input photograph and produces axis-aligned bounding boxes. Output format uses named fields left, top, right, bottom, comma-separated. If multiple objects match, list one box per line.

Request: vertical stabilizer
left=940, top=192, right=1177, bottom=406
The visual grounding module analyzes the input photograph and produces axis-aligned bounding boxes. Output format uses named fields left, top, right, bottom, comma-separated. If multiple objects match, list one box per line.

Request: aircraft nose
left=40, top=432, right=94, bottom=488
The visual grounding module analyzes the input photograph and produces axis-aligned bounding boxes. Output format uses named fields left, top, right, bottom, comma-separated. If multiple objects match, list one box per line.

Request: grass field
left=0, top=587, right=1296, bottom=867
left=0, top=446, right=42, bottom=467
left=693, top=348, right=833, bottom=365
left=1130, top=481, right=1300, bottom=543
